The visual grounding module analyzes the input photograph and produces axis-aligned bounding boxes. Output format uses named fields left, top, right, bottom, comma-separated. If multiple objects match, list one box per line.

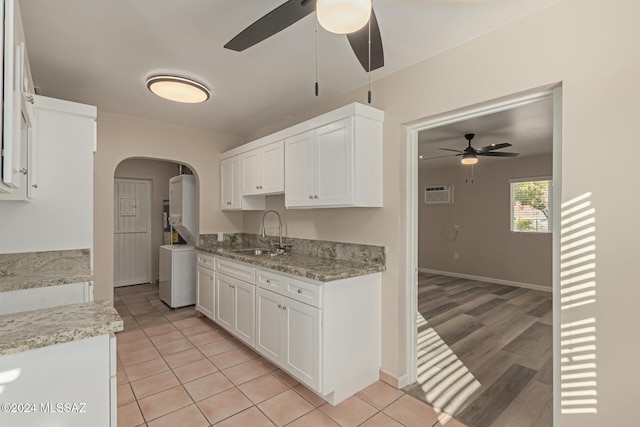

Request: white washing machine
left=159, top=244, right=196, bottom=308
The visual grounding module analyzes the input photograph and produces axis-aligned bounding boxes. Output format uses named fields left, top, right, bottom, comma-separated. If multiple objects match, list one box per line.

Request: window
left=510, top=177, right=552, bottom=233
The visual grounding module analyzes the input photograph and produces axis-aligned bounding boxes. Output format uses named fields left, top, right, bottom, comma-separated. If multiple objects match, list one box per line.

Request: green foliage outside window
left=511, top=179, right=552, bottom=233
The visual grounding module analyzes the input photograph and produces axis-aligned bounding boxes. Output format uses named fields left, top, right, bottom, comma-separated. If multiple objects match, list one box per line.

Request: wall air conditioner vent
left=425, top=185, right=454, bottom=205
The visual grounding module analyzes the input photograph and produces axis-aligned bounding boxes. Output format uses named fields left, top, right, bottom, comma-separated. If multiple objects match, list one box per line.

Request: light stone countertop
left=0, top=272, right=94, bottom=293
left=196, top=246, right=385, bottom=282
left=0, top=249, right=93, bottom=293
left=0, top=300, right=123, bottom=356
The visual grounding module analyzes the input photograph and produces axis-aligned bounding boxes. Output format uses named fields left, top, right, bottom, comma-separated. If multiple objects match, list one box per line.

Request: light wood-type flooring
left=404, top=273, right=553, bottom=427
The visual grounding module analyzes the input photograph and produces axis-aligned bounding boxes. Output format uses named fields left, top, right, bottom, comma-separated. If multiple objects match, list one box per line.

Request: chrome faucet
left=260, top=210, right=289, bottom=252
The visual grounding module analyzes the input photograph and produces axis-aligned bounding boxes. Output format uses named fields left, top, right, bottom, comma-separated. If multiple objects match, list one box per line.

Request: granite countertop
left=196, top=246, right=385, bottom=282
left=0, top=272, right=94, bottom=293
left=0, top=249, right=93, bottom=293
left=0, top=300, right=123, bottom=356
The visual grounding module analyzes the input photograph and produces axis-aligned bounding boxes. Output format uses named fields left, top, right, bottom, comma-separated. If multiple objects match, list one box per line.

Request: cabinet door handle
left=278, top=304, right=282, bottom=309
left=32, top=184, right=38, bottom=189
left=256, top=185, right=259, bottom=189
left=314, top=195, right=319, bottom=199
left=297, top=289, right=302, bottom=294
left=266, top=279, right=270, bottom=284
left=226, top=201, right=231, bottom=205
left=19, top=168, right=27, bottom=175
left=308, top=195, right=313, bottom=199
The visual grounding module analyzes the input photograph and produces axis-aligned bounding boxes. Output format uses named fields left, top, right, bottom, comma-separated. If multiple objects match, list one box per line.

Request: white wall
left=419, top=153, right=552, bottom=288
left=240, top=1, right=640, bottom=424
left=93, top=112, right=243, bottom=301
left=0, top=96, right=95, bottom=254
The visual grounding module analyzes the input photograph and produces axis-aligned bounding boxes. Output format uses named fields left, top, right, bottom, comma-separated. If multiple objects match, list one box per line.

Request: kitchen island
left=0, top=301, right=123, bottom=427
left=0, top=249, right=123, bottom=427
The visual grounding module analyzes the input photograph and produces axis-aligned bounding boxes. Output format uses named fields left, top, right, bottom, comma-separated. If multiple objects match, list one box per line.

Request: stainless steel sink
left=231, top=248, right=274, bottom=256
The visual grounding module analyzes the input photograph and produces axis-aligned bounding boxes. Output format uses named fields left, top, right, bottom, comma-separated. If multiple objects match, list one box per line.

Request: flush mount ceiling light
left=317, top=0, right=372, bottom=34
left=146, top=75, right=210, bottom=103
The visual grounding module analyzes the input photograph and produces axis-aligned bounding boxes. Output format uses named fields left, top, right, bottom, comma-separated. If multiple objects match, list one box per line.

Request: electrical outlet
left=454, top=252, right=459, bottom=260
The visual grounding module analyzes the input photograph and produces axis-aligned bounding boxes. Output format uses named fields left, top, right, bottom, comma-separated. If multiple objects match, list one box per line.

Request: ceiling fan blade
left=476, top=142, right=512, bottom=153
left=224, top=0, right=316, bottom=51
left=477, top=152, right=519, bottom=157
left=346, top=8, right=384, bottom=71
left=438, top=148, right=463, bottom=153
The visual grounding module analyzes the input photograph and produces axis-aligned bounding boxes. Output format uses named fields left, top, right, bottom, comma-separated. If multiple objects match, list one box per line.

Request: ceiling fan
left=223, top=0, right=384, bottom=72
left=426, top=133, right=519, bottom=164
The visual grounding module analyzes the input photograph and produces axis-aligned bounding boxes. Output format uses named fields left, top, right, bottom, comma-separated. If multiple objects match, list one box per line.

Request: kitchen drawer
left=216, top=258, right=255, bottom=283
left=257, top=269, right=322, bottom=308
left=197, top=251, right=216, bottom=269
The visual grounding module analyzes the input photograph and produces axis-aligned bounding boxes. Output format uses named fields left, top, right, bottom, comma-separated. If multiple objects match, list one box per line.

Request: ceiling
left=418, top=96, right=553, bottom=168
left=19, top=0, right=559, bottom=138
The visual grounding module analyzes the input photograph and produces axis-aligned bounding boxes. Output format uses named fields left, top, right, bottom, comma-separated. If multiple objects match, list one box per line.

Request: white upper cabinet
left=285, top=118, right=356, bottom=208
left=282, top=131, right=314, bottom=207
left=220, top=156, right=241, bottom=210
left=221, top=155, right=266, bottom=211
left=219, top=102, right=383, bottom=211
left=285, top=115, right=382, bottom=209
left=1, top=0, right=37, bottom=199
left=241, top=141, right=284, bottom=196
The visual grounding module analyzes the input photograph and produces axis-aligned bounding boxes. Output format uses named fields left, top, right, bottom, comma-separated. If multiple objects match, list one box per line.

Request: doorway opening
left=113, top=158, right=193, bottom=288
left=405, top=87, right=562, bottom=427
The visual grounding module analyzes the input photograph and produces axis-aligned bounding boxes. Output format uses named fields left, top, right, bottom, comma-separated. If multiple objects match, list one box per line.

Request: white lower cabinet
left=233, top=279, right=256, bottom=346
left=196, top=251, right=216, bottom=320
left=215, top=261, right=256, bottom=347
left=0, top=334, right=116, bottom=427
left=207, top=256, right=381, bottom=406
left=257, top=287, right=320, bottom=390
left=255, top=268, right=381, bottom=405
left=216, top=273, right=234, bottom=331
left=196, top=265, right=215, bottom=320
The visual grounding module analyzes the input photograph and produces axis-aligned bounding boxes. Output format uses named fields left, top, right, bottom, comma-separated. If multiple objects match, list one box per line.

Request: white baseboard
left=379, top=369, right=411, bottom=389
left=396, top=373, right=410, bottom=389
left=418, top=268, right=551, bottom=293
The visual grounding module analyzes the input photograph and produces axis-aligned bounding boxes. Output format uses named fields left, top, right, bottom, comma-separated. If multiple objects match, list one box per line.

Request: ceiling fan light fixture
left=146, top=75, right=210, bottom=103
left=317, top=0, right=372, bottom=34
left=461, top=151, right=478, bottom=165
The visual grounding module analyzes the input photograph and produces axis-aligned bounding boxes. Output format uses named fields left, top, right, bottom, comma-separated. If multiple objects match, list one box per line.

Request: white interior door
left=114, top=178, right=151, bottom=287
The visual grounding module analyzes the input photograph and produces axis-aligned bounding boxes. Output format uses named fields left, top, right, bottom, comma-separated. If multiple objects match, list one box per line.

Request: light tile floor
left=114, top=283, right=470, bottom=427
